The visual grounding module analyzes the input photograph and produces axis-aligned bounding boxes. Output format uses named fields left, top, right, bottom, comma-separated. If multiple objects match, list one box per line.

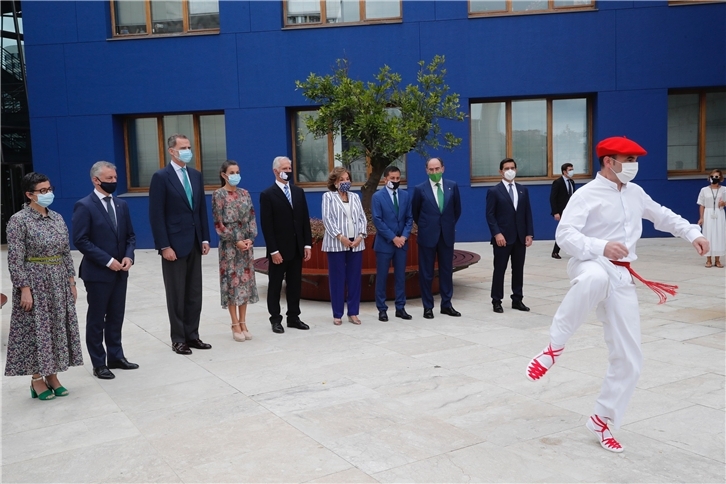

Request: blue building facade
left=21, top=1, right=726, bottom=249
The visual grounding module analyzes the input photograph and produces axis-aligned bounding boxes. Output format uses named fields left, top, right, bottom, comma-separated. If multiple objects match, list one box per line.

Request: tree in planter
left=295, top=55, right=466, bottom=211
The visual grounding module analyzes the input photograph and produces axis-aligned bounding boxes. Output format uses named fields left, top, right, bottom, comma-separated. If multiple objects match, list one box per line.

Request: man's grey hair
left=90, top=161, right=116, bottom=178
left=167, top=134, right=189, bottom=149
left=272, top=156, right=291, bottom=171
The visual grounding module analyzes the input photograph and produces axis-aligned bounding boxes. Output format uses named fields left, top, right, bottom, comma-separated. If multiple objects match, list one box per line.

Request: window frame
left=468, top=0, right=595, bottom=17
left=109, top=0, right=220, bottom=39
left=667, top=88, right=726, bottom=176
left=469, top=95, right=593, bottom=183
left=290, top=107, right=406, bottom=187
left=122, top=111, right=225, bottom=192
left=283, top=0, right=403, bottom=28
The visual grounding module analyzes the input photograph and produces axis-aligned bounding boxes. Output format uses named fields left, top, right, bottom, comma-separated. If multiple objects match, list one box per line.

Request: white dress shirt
left=556, top=174, right=702, bottom=263
left=501, top=179, right=519, bottom=209
left=94, top=188, right=116, bottom=267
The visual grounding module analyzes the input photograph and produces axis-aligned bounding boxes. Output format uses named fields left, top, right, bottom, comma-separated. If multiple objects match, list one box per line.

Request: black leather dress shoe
left=395, top=308, right=412, bottom=320
left=187, top=338, right=212, bottom=350
left=287, top=320, right=310, bottom=330
left=423, top=308, right=434, bottom=319
left=440, top=306, right=461, bottom=317
left=552, top=253, right=562, bottom=259
left=378, top=310, right=389, bottom=322
left=108, top=358, right=139, bottom=370
left=172, top=342, right=192, bottom=355
left=271, top=322, right=285, bottom=333
left=512, top=301, right=530, bottom=312
left=93, top=366, right=115, bottom=380
left=493, top=301, right=504, bottom=313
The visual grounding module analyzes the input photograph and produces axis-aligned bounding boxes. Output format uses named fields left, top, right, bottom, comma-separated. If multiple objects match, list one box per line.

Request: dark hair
left=22, top=172, right=49, bottom=201
left=499, top=158, right=517, bottom=170
left=383, top=165, right=401, bottom=178
left=327, top=166, right=351, bottom=191
left=219, top=160, right=239, bottom=187
left=599, top=155, right=614, bottom=167
left=425, top=157, right=444, bottom=169
left=561, top=163, right=573, bottom=174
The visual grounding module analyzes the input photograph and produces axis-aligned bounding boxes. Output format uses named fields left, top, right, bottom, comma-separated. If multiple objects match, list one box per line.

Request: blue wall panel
left=21, top=0, right=726, bottom=250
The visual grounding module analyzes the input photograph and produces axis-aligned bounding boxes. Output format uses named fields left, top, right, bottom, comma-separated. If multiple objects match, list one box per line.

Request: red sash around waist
left=610, top=260, right=678, bottom=305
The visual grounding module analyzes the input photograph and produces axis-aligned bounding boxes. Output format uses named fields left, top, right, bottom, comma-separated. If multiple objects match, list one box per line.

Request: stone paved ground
left=1, top=238, right=724, bottom=483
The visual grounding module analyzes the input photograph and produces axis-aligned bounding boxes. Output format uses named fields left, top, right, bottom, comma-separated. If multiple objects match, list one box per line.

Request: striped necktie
left=283, top=184, right=292, bottom=206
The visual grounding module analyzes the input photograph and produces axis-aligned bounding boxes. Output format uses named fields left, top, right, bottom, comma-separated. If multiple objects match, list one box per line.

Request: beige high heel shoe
left=231, top=323, right=245, bottom=342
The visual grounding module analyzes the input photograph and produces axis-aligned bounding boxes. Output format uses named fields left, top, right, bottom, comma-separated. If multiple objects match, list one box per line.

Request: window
left=124, top=113, right=226, bottom=190
left=284, top=0, right=401, bottom=27
left=469, top=0, right=594, bottom=16
left=668, top=90, right=726, bottom=173
left=470, top=97, right=591, bottom=180
left=291, top=109, right=406, bottom=185
left=111, top=0, right=219, bottom=37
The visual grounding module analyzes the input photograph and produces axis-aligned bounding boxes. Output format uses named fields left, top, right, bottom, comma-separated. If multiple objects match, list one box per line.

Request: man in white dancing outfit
left=526, top=136, right=709, bottom=453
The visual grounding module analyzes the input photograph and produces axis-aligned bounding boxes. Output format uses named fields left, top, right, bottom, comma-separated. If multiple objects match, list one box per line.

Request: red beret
left=596, top=137, right=647, bottom=158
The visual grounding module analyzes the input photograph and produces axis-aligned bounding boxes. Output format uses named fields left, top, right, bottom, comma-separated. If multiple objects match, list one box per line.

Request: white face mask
left=566, top=170, right=574, bottom=178
left=503, top=169, right=516, bottom=181
left=610, top=160, right=638, bottom=184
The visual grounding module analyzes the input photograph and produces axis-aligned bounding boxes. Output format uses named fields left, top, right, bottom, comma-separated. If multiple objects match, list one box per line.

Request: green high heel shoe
left=49, top=384, right=69, bottom=397
left=30, top=376, right=55, bottom=401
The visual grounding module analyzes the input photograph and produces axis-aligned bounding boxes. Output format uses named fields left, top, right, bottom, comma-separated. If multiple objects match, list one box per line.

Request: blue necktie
left=508, top=183, right=515, bottom=205
left=181, top=167, right=193, bottom=208
left=283, top=184, right=292, bottom=206
left=104, top=196, right=117, bottom=230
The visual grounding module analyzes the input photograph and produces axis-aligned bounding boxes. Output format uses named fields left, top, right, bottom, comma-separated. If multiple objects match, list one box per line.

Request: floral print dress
left=213, top=187, right=259, bottom=308
left=5, top=205, right=84, bottom=376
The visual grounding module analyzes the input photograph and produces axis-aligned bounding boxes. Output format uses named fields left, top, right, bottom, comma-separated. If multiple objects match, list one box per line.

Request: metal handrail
left=1, top=47, right=22, bottom=80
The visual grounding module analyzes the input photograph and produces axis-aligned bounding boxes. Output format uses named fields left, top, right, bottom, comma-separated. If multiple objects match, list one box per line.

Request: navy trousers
left=375, top=248, right=407, bottom=311
left=418, top=236, right=454, bottom=310
left=84, top=274, right=128, bottom=368
left=491, top=240, right=526, bottom=303
left=326, top=250, right=363, bottom=318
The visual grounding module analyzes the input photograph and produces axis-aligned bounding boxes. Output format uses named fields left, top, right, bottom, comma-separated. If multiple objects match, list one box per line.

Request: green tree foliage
left=295, top=55, right=466, bottom=210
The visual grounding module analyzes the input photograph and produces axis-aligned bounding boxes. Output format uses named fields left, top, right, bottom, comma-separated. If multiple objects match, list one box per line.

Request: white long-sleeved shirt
left=556, top=174, right=702, bottom=262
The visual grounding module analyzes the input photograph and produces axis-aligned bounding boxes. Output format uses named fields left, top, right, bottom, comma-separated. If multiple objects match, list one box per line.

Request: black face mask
left=387, top=181, right=401, bottom=190
left=97, top=179, right=117, bottom=194
left=711, top=177, right=721, bottom=184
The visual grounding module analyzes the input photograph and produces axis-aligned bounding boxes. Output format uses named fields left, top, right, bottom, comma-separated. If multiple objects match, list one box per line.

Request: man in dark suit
left=486, top=158, right=534, bottom=313
left=149, top=134, right=212, bottom=355
left=411, top=157, right=462, bottom=319
left=259, top=156, right=312, bottom=334
left=72, top=161, right=138, bottom=380
left=549, top=162, right=576, bottom=259
left=371, top=166, right=414, bottom=322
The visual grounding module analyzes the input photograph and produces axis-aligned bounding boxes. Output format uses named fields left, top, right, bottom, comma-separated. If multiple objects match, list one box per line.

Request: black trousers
left=552, top=241, right=560, bottom=255
left=161, top=245, right=203, bottom=343
left=491, top=240, right=526, bottom=303
left=84, top=275, right=127, bottom=368
left=267, top=254, right=303, bottom=325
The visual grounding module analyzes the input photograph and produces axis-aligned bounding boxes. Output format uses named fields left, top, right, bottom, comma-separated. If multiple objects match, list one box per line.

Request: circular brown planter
left=253, top=233, right=481, bottom=302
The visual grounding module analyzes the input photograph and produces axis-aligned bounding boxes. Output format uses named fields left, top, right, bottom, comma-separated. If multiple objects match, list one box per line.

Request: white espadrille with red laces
left=586, top=415, right=624, bottom=453
left=526, top=344, right=563, bottom=381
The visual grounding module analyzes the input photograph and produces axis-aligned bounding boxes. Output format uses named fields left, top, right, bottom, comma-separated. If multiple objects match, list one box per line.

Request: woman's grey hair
left=90, top=161, right=116, bottom=178
left=272, top=156, right=290, bottom=171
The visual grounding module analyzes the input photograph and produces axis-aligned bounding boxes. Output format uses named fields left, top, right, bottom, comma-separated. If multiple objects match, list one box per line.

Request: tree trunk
left=360, top=161, right=387, bottom=213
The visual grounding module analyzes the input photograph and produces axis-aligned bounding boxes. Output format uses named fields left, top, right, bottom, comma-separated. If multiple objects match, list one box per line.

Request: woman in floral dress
left=5, top=172, right=84, bottom=400
left=213, top=160, right=259, bottom=342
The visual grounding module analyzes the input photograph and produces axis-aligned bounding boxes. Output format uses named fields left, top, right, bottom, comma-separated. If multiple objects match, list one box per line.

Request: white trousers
left=549, top=259, right=642, bottom=428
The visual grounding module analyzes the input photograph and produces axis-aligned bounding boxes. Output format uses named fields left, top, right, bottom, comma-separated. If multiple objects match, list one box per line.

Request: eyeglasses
left=33, top=186, right=54, bottom=194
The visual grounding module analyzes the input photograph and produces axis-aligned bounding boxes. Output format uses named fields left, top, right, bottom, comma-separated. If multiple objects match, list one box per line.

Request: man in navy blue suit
left=486, top=158, right=534, bottom=314
left=371, top=166, right=414, bottom=321
left=412, top=158, right=462, bottom=319
left=149, top=134, right=212, bottom=355
left=73, top=161, right=137, bottom=380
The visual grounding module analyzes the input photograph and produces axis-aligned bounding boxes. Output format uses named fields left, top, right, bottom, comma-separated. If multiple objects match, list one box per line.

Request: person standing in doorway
left=550, top=163, right=576, bottom=259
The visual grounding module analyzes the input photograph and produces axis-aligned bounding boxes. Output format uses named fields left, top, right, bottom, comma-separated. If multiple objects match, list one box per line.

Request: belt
left=26, top=255, right=63, bottom=265
left=610, top=260, right=678, bottom=304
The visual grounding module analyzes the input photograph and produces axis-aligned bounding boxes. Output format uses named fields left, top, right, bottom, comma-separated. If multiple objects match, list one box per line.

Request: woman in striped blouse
left=321, top=167, right=368, bottom=325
